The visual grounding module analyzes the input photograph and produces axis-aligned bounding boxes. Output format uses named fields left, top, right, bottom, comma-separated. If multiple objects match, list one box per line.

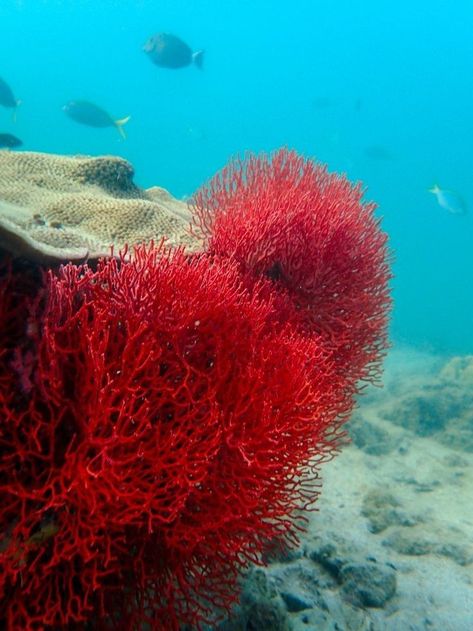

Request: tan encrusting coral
left=0, top=151, right=198, bottom=263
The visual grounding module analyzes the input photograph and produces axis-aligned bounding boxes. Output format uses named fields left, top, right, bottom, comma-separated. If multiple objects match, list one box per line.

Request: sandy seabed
left=219, top=347, right=473, bottom=631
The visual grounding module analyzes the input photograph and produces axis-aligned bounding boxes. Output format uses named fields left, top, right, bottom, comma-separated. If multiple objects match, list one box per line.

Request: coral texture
left=0, top=151, right=197, bottom=263
left=0, top=149, right=390, bottom=630
left=0, top=246, right=346, bottom=630
left=192, top=149, right=391, bottom=387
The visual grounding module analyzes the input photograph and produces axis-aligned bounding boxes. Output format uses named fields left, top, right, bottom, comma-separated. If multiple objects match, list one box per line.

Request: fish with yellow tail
left=63, top=100, right=130, bottom=139
left=429, top=184, right=467, bottom=216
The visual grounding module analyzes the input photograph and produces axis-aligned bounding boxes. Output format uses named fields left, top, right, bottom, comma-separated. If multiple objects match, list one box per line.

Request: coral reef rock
left=379, top=354, right=473, bottom=451
left=0, top=150, right=198, bottom=263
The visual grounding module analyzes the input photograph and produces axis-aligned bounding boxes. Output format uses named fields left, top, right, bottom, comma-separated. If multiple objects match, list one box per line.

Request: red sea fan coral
left=191, top=149, right=392, bottom=387
left=0, top=245, right=347, bottom=630
left=0, top=149, right=391, bottom=630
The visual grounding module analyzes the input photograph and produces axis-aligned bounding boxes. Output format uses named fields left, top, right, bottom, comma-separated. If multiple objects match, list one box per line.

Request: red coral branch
left=0, top=244, right=347, bottom=630
left=191, top=148, right=392, bottom=387
left=0, top=149, right=391, bottom=630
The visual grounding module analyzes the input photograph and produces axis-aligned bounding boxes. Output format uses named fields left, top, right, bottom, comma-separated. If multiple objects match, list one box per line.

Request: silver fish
left=429, top=184, right=467, bottom=215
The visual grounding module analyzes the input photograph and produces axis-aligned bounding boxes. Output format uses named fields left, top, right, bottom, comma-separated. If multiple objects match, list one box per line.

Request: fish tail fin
left=428, top=184, right=440, bottom=194
left=115, top=115, right=131, bottom=140
left=192, top=50, right=204, bottom=69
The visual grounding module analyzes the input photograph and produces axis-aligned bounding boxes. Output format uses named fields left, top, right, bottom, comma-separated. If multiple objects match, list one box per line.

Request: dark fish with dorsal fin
left=0, top=133, right=22, bottom=149
left=364, top=145, right=393, bottom=161
left=0, top=77, right=21, bottom=122
left=63, top=100, right=130, bottom=139
left=0, top=76, right=20, bottom=109
left=312, top=96, right=334, bottom=110
left=143, top=33, right=204, bottom=69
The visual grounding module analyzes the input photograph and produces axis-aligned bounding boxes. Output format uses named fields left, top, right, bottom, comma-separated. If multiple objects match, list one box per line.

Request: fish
left=364, top=145, right=393, bottom=161
left=312, top=96, right=334, bottom=109
left=63, top=100, right=130, bottom=139
left=143, top=33, right=204, bottom=69
left=429, top=184, right=467, bottom=215
left=0, top=133, right=23, bottom=149
left=0, top=77, right=21, bottom=121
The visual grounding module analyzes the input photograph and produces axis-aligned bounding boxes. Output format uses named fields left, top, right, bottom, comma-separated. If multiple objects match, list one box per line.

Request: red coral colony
left=0, top=149, right=391, bottom=630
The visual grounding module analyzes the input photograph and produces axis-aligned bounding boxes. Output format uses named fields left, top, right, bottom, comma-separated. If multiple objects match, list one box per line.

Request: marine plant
left=0, top=149, right=391, bottom=630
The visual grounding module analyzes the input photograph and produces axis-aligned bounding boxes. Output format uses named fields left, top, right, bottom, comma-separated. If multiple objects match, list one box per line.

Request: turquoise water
left=1, top=0, right=471, bottom=353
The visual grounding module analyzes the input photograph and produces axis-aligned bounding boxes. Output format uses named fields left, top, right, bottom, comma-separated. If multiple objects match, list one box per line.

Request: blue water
left=1, top=0, right=472, bottom=354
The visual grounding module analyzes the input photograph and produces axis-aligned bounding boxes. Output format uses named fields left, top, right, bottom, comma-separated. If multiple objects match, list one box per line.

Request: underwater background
left=1, top=0, right=472, bottom=354
left=1, top=3, right=473, bottom=630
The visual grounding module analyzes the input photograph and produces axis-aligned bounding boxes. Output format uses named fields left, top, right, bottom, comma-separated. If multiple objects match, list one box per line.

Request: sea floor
left=218, top=347, right=473, bottom=631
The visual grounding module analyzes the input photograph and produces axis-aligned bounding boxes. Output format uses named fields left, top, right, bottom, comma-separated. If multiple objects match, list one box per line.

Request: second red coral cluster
left=192, top=149, right=391, bottom=386
left=0, top=149, right=391, bottom=630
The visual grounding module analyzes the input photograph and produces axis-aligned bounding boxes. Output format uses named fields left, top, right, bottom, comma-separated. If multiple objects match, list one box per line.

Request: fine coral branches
left=191, top=148, right=392, bottom=387
left=0, top=149, right=391, bottom=630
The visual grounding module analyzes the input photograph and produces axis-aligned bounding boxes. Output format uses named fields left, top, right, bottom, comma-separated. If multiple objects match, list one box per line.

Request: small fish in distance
left=429, top=184, right=467, bottom=215
left=364, top=145, right=393, bottom=160
left=0, top=76, right=21, bottom=121
left=0, top=133, right=22, bottom=149
left=312, top=96, right=334, bottom=109
left=63, top=100, right=130, bottom=139
left=143, top=33, right=204, bottom=69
